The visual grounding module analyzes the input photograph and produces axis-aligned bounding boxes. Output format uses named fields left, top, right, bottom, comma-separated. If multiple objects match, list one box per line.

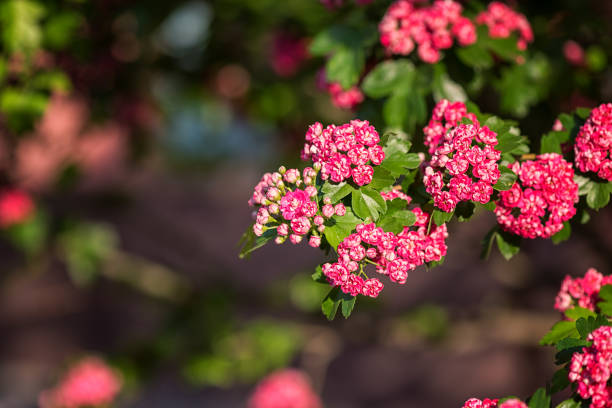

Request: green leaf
left=574, top=175, right=592, bottom=196
left=326, top=46, right=364, bottom=89
left=351, top=188, right=387, bottom=221
left=44, top=11, right=82, bottom=50
left=341, top=295, right=356, bottom=318
left=564, top=307, right=596, bottom=320
left=554, top=337, right=590, bottom=365
left=321, top=286, right=341, bottom=320
left=550, top=368, right=570, bottom=394
left=495, top=230, right=521, bottom=261
left=382, top=130, right=411, bottom=156
left=496, top=131, right=524, bottom=154
left=5, top=210, right=48, bottom=256
left=432, top=64, right=467, bottom=102
left=586, top=181, right=611, bottom=210
left=238, top=228, right=277, bottom=259
left=368, top=167, right=396, bottom=190
left=362, top=59, right=415, bottom=98
left=540, top=130, right=569, bottom=154
left=378, top=204, right=417, bottom=234
left=551, top=222, right=571, bottom=244
left=321, top=181, right=354, bottom=204
left=576, top=315, right=610, bottom=339
left=456, top=44, right=493, bottom=68
left=432, top=209, right=453, bottom=226
left=380, top=152, right=421, bottom=176
left=323, top=208, right=361, bottom=249
left=480, top=227, right=497, bottom=260
left=527, top=388, right=550, bottom=408
left=0, top=0, right=45, bottom=55
left=455, top=201, right=475, bottom=222
left=494, top=166, right=518, bottom=191
left=599, top=285, right=612, bottom=301
left=540, top=320, right=579, bottom=346
left=383, top=92, right=409, bottom=129
left=555, top=399, right=582, bottom=408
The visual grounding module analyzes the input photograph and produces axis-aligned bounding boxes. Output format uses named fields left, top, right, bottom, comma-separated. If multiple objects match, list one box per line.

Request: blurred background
left=0, top=0, right=612, bottom=407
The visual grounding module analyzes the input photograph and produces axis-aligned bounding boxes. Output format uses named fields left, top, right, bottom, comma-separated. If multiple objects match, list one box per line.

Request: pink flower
left=38, top=357, right=122, bottom=408
left=462, top=398, right=499, bottom=408
left=291, top=217, right=311, bottom=235
left=309, top=235, right=322, bottom=248
left=270, top=32, right=308, bottom=77
left=564, top=40, right=585, bottom=66
left=334, top=203, right=346, bottom=216
left=327, top=82, right=364, bottom=110
left=499, top=400, right=527, bottom=408
left=0, top=189, right=35, bottom=227
left=476, top=2, right=533, bottom=51
left=495, top=154, right=578, bottom=239
left=248, top=369, right=322, bottom=408
left=574, top=103, right=612, bottom=181
left=352, top=164, right=374, bottom=186
left=554, top=268, right=612, bottom=313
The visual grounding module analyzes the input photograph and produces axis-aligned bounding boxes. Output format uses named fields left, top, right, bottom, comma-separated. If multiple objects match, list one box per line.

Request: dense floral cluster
left=301, top=120, right=385, bottom=186
left=248, top=369, right=322, bottom=408
left=555, top=268, right=612, bottom=313
left=475, top=2, right=533, bottom=51
left=249, top=166, right=341, bottom=248
left=462, top=398, right=527, bottom=408
left=495, top=153, right=579, bottom=238
left=379, top=0, right=477, bottom=63
left=574, top=103, right=612, bottom=181
left=423, top=123, right=501, bottom=212
left=424, top=99, right=479, bottom=154
left=569, top=326, right=612, bottom=408
left=0, top=189, right=35, bottom=227
left=381, top=185, right=412, bottom=203
left=322, top=207, right=448, bottom=298
left=38, top=357, right=122, bottom=408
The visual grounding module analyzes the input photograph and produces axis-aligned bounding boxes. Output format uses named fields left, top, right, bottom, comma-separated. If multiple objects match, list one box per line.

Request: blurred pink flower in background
left=0, top=189, right=34, bottom=227
left=38, top=357, right=122, bottom=408
left=248, top=369, right=322, bottom=408
left=271, top=33, right=309, bottom=77
left=563, top=40, right=585, bottom=66
left=13, top=94, right=129, bottom=191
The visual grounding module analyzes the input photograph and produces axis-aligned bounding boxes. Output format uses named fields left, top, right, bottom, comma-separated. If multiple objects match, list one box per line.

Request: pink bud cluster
left=495, top=153, right=579, bottom=239
left=475, top=2, right=533, bottom=51
left=574, top=103, right=612, bottom=181
left=555, top=268, right=612, bottom=313
left=569, top=326, right=612, bottom=408
left=322, top=208, right=448, bottom=298
left=38, top=357, right=122, bottom=408
left=379, top=0, right=477, bottom=63
left=302, top=120, right=385, bottom=186
left=423, top=123, right=501, bottom=212
left=424, top=99, right=479, bottom=154
left=462, top=398, right=527, bottom=408
left=0, top=189, right=35, bottom=227
left=248, top=369, right=322, bottom=408
left=249, top=167, right=341, bottom=247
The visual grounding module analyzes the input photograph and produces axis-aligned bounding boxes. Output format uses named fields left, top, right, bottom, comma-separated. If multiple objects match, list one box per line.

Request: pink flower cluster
left=248, top=369, right=322, bottom=408
left=569, top=326, right=612, bottom=408
left=476, top=2, right=533, bottom=51
left=0, top=189, right=34, bottom=227
left=301, top=120, right=385, bottom=186
left=495, top=153, right=579, bottom=239
left=555, top=268, right=612, bottom=313
left=38, top=357, right=122, bottom=408
left=379, top=0, right=477, bottom=63
left=322, top=209, right=448, bottom=298
left=327, top=82, right=365, bottom=110
left=424, top=123, right=501, bottom=212
left=424, top=99, right=479, bottom=154
left=564, top=41, right=585, bottom=67
left=462, top=398, right=527, bottom=408
left=249, top=166, right=341, bottom=248
left=574, top=103, right=612, bottom=181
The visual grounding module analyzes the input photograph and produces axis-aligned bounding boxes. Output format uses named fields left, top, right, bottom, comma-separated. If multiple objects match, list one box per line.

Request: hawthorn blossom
left=495, top=154, right=579, bottom=239
left=574, top=103, right=612, bottom=181
left=380, top=0, right=477, bottom=63
left=555, top=268, right=612, bottom=313
left=302, top=120, right=385, bottom=187
left=38, top=357, right=122, bottom=408
left=0, top=189, right=35, bottom=227
left=462, top=398, right=498, bottom=408
left=248, top=369, right=322, bottom=408
left=476, top=2, right=533, bottom=51
left=568, top=326, right=612, bottom=408
left=424, top=123, right=501, bottom=212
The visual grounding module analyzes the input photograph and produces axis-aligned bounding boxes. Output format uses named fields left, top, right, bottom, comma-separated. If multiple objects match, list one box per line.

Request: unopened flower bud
left=278, top=165, right=287, bottom=174
left=305, top=186, right=317, bottom=197
left=334, top=203, right=346, bottom=216
left=322, top=204, right=334, bottom=218
left=314, top=215, right=324, bottom=226
left=309, top=235, right=321, bottom=248
left=277, top=223, right=289, bottom=236
left=289, top=234, right=303, bottom=244
left=253, top=223, right=264, bottom=236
